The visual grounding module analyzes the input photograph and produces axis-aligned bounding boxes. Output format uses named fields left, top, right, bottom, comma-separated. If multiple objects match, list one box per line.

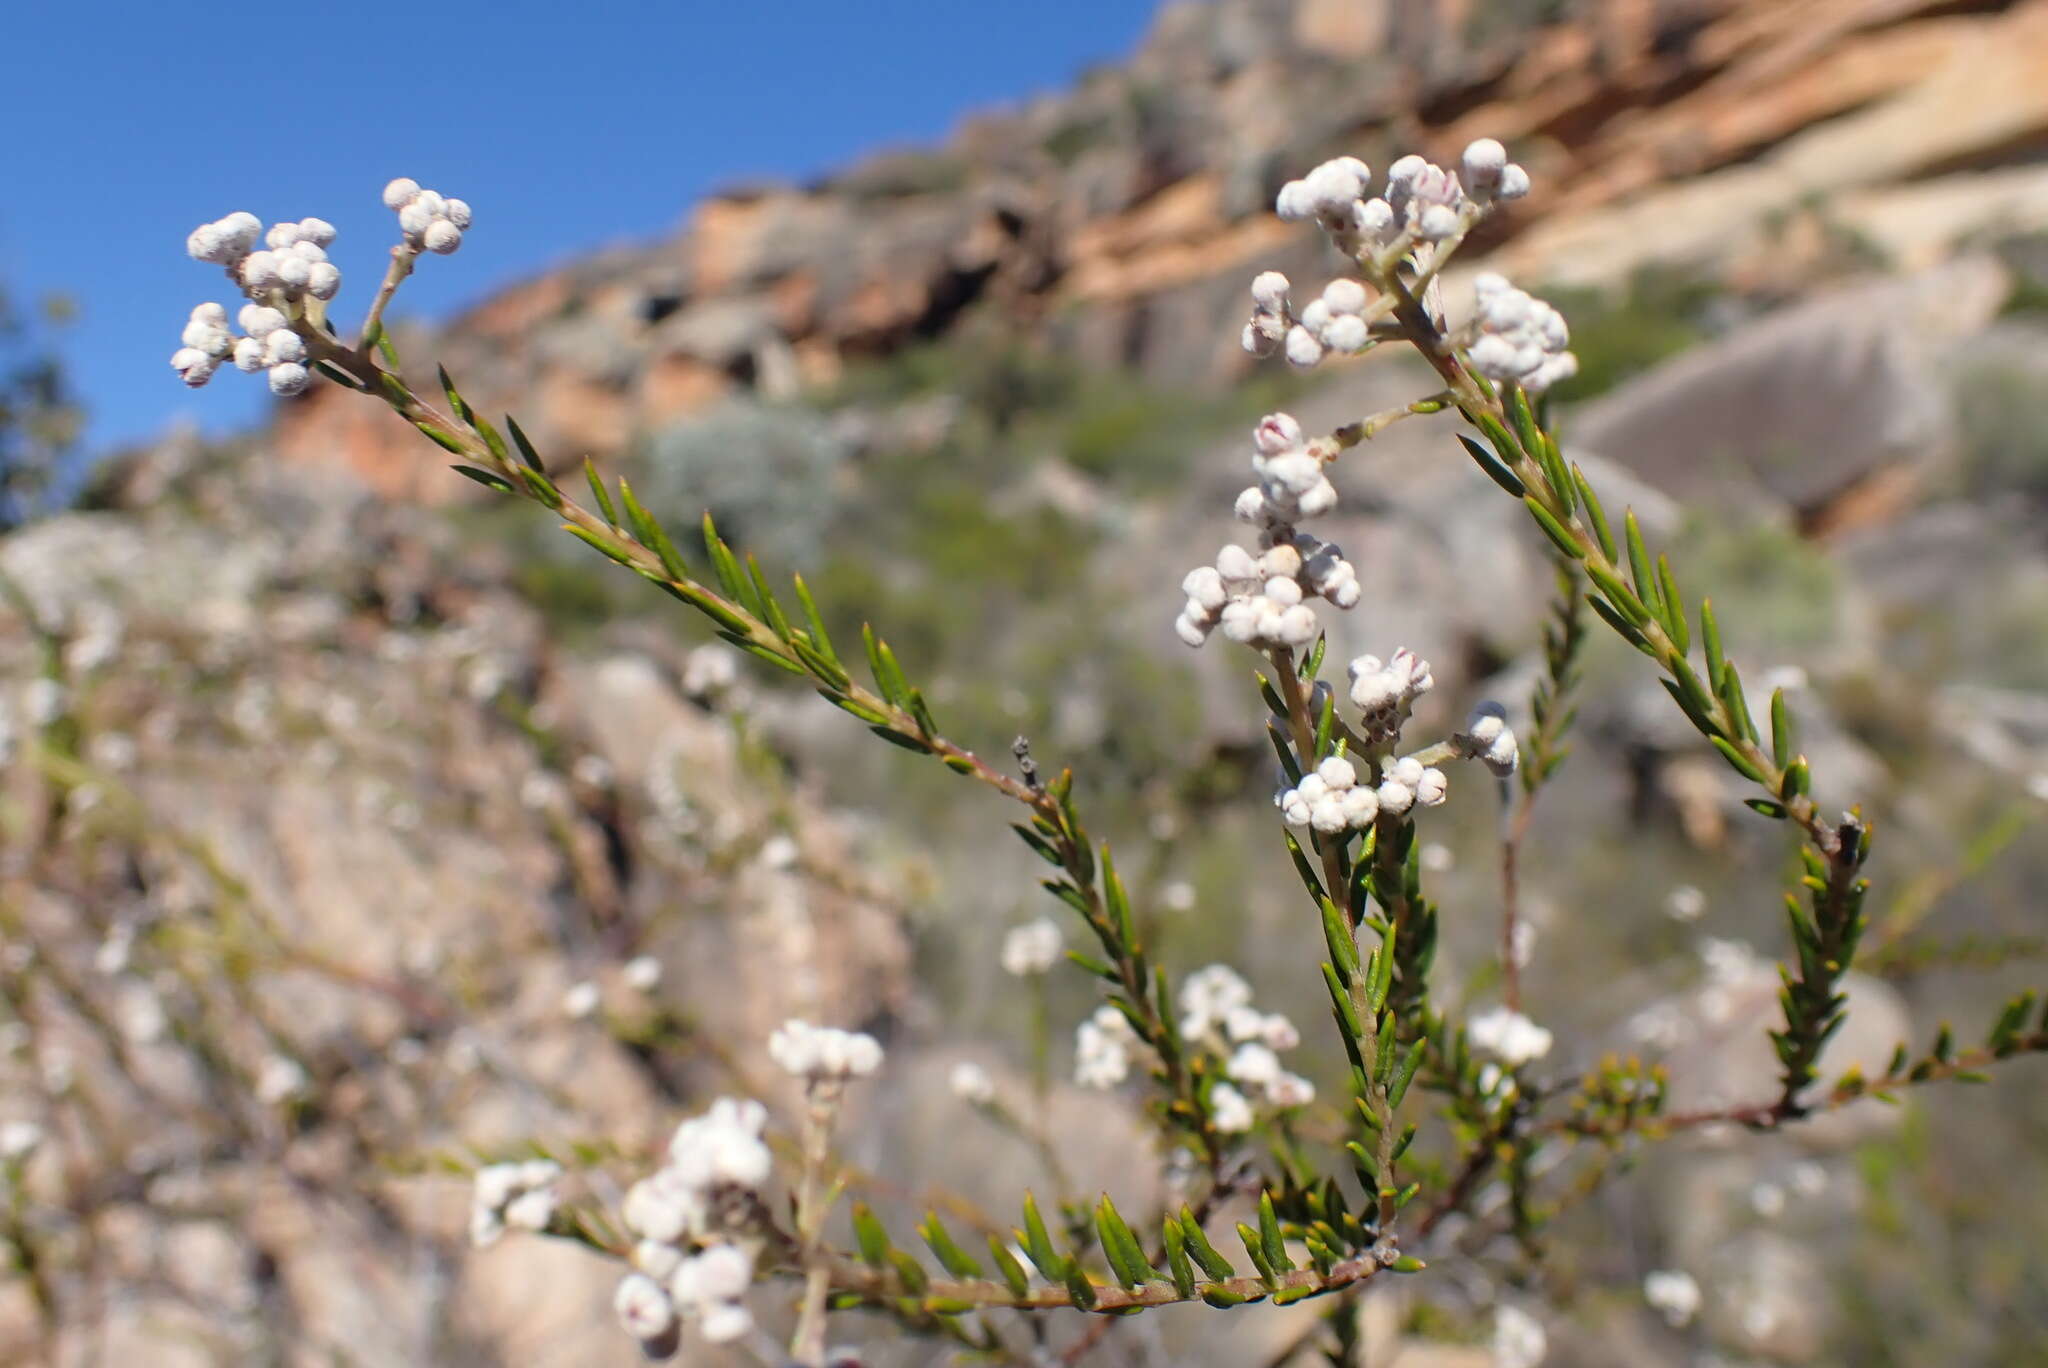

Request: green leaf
left=1523, top=497, right=1583, bottom=561
left=791, top=573, right=843, bottom=673
left=1321, top=899, right=1360, bottom=980
left=1094, top=1197, right=1155, bottom=1289
left=1771, top=688, right=1793, bottom=769
left=449, top=464, right=513, bottom=494
left=1163, top=1217, right=1196, bottom=1298
left=413, top=421, right=470, bottom=456
left=1623, top=511, right=1658, bottom=610
left=1587, top=594, right=1652, bottom=652
left=506, top=415, right=546, bottom=472
left=1584, top=563, right=1650, bottom=626
left=1178, top=1208, right=1235, bottom=1281
left=888, top=1249, right=929, bottom=1295
left=1019, top=1193, right=1066, bottom=1282
left=852, top=1202, right=892, bottom=1266
left=1656, top=555, right=1689, bottom=653
left=919, top=1213, right=985, bottom=1278
left=702, top=513, right=754, bottom=611
left=1700, top=597, right=1727, bottom=693
left=863, top=623, right=910, bottom=706
left=562, top=523, right=636, bottom=568
left=1257, top=1192, right=1293, bottom=1271
left=1389, top=1036, right=1427, bottom=1107
left=437, top=364, right=472, bottom=425
left=1718, top=660, right=1760, bottom=744
left=1712, top=735, right=1771, bottom=784
left=987, top=1236, right=1031, bottom=1298
left=583, top=458, right=620, bottom=527
left=1571, top=465, right=1618, bottom=561
left=1457, top=434, right=1527, bottom=497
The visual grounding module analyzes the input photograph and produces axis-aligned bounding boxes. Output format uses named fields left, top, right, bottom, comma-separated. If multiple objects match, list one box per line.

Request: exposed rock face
left=277, top=0, right=2048, bottom=501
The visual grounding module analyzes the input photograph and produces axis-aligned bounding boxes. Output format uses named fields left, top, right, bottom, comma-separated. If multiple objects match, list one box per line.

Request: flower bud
left=1462, top=138, right=1507, bottom=194
left=443, top=198, right=473, bottom=229
left=382, top=177, right=421, bottom=209
left=1250, top=270, right=1290, bottom=312
left=264, top=329, right=306, bottom=365
left=233, top=336, right=266, bottom=372
left=306, top=262, right=342, bottom=300
left=297, top=217, right=337, bottom=246
left=1498, top=163, right=1531, bottom=200
left=265, top=223, right=302, bottom=250
left=267, top=362, right=310, bottom=396
left=422, top=220, right=463, bottom=255
left=239, top=251, right=281, bottom=290
left=238, top=304, right=286, bottom=337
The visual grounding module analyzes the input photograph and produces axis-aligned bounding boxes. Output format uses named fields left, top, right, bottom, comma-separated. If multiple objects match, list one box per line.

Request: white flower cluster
left=1250, top=144, right=1528, bottom=357
left=1493, top=1303, right=1548, bottom=1368
left=1176, top=414, right=1360, bottom=650
left=1348, top=648, right=1434, bottom=744
left=1467, top=273, right=1578, bottom=394
left=617, top=1098, right=774, bottom=1350
left=1177, top=964, right=1313, bottom=1127
left=382, top=178, right=472, bottom=255
left=1074, top=1005, right=1138, bottom=1089
left=999, top=917, right=1063, bottom=976
left=1277, top=750, right=1445, bottom=832
left=469, top=1158, right=562, bottom=1248
left=176, top=213, right=342, bottom=395
left=1458, top=702, right=1521, bottom=778
left=948, top=1061, right=995, bottom=1105
left=1468, top=1006, right=1554, bottom=1069
left=767, top=1019, right=883, bottom=1081
left=1243, top=272, right=1375, bottom=369
left=1643, top=1267, right=1702, bottom=1328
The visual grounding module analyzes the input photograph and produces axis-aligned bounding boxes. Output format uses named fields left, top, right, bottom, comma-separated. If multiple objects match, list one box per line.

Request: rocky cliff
left=277, top=0, right=2048, bottom=508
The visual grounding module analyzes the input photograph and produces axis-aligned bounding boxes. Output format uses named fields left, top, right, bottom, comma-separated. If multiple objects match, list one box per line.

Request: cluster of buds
left=382, top=178, right=471, bottom=255
left=176, top=212, right=345, bottom=396
left=767, top=1019, right=884, bottom=1082
left=1244, top=272, right=1373, bottom=369
left=1466, top=273, right=1578, bottom=394
left=1074, top=1005, right=1140, bottom=1089
left=1457, top=702, right=1522, bottom=778
left=469, top=1159, right=562, bottom=1248
left=999, top=917, right=1062, bottom=976
left=1176, top=964, right=1313, bottom=1127
left=174, top=178, right=473, bottom=401
left=1245, top=141, right=1548, bottom=378
left=1468, top=1006, right=1555, bottom=1069
left=1176, top=414, right=1360, bottom=650
left=1348, top=649, right=1435, bottom=744
left=617, top=1097, right=775, bottom=1352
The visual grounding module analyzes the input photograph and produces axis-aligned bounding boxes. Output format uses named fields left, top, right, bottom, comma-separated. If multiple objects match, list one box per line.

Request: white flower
left=469, top=1159, right=561, bottom=1248
left=1075, top=1006, right=1135, bottom=1089
left=1466, top=274, right=1576, bottom=394
left=699, top=1301, right=754, bottom=1343
left=768, top=1019, right=884, bottom=1080
left=1209, top=1082, right=1255, bottom=1133
left=1666, top=885, right=1707, bottom=922
left=1643, top=1268, right=1701, bottom=1327
left=267, top=363, right=310, bottom=397
left=254, top=1054, right=308, bottom=1105
left=1493, top=1304, right=1547, bottom=1368
left=671, top=1243, right=755, bottom=1344
left=623, top=955, right=662, bottom=991
left=562, top=980, right=601, bottom=1020
left=948, top=1061, right=995, bottom=1105
left=1468, top=1006, right=1553, bottom=1068
left=0, top=1120, right=44, bottom=1163
left=615, top=1272, right=677, bottom=1343
left=1001, top=918, right=1063, bottom=976
left=1227, top=1042, right=1282, bottom=1087
left=1179, top=964, right=1253, bottom=1038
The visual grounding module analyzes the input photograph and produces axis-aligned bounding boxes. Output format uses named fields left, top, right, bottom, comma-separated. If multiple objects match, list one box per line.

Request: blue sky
left=3, top=2, right=1160, bottom=457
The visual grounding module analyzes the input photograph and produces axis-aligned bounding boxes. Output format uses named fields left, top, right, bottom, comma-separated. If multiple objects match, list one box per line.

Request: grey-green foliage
left=1953, top=353, right=2048, bottom=501
left=0, top=284, right=82, bottom=530
left=639, top=400, right=850, bottom=565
